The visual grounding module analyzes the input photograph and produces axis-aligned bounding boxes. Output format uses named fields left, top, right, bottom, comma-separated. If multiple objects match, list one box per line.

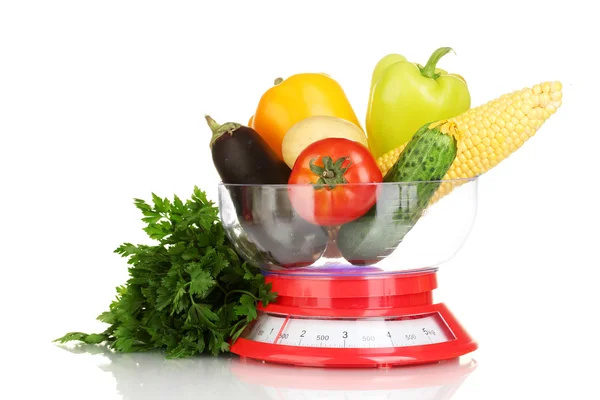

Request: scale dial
left=243, top=311, right=454, bottom=349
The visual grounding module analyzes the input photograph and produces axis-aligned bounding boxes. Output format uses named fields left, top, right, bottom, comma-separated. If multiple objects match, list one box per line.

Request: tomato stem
left=309, top=156, right=352, bottom=189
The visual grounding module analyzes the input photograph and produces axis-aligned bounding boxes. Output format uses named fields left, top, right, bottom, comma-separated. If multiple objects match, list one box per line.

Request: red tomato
left=287, top=138, right=382, bottom=226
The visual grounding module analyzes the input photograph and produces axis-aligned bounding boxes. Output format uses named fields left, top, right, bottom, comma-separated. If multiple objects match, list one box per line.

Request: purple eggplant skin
left=205, top=116, right=328, bottom=268
left=206, top=115, right=290, bottom=185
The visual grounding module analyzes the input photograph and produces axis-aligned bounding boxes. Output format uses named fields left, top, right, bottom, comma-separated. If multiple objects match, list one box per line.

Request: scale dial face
left=242, top=311, right=455, bottom=349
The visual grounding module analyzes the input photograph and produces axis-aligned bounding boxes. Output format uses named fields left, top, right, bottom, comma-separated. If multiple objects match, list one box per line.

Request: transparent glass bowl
left=218, top=178, right=477, bottom=276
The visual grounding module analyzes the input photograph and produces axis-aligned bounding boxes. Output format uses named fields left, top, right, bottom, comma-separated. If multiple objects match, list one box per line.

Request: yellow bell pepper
left=251, top=73, right=362, bottom=159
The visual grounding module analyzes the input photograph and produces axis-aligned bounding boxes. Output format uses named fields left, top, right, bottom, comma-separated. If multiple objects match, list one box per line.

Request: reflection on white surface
left=230, top=356, right=476, bottom=400
left=58, top=344, right=477, bottom=400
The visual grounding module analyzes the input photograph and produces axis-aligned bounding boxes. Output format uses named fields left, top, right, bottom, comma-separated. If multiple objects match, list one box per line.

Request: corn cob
left=376, top=81, right=563, bottom=204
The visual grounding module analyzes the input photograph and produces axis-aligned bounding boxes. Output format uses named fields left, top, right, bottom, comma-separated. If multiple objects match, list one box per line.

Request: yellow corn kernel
left=542, top=82, right=551, bottom=93
left=375, top=147, right=403, bottom=177
left=540, top=93, right=550, bottom=107
left=375, top=81, right=563, bottom=204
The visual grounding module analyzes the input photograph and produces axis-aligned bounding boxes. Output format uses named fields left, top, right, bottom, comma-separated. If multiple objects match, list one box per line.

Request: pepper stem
left=205, top=115, right=241, bottom=148
left=420, top=47, right=454, bottom=79
left=274, top=77, right=284, bottom=85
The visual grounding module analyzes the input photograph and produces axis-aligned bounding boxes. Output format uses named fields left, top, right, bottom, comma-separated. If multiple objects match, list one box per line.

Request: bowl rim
left=217, top=176, right=479, bottom=188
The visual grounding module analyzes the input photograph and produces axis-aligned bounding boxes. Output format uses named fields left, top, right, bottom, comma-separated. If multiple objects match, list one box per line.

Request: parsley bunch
left=54, top=186, right=276, bottom=358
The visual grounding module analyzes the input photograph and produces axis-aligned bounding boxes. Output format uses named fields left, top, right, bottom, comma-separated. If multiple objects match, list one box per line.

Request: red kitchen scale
left=218, top=177, right=479, bottom=368
left=231, top=271, right=477, bottom=368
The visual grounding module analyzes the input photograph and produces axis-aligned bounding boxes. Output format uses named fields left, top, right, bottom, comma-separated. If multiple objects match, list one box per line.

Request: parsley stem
left=226, top=289, right=258, bottom=301
left=215, top=282, right=227, bottom=295
left=228, top=289, right=258, bottom=300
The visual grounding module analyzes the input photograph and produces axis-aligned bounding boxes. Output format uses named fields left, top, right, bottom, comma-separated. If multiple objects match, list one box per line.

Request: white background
left=1, top=0, right=599, bottom=399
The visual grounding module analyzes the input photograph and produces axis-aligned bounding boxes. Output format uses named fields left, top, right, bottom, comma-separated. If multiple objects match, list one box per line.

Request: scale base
left=230, top=272, right=478, bottom=368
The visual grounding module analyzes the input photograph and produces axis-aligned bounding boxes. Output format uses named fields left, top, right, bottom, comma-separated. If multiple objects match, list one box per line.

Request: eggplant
left=205, top=116, right=328, bottom=268
left=206, top=115, right=291, bottom=185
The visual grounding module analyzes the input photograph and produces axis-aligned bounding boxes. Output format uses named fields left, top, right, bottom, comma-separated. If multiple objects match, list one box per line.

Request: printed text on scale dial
left=244, top=313, right=451, bottom=348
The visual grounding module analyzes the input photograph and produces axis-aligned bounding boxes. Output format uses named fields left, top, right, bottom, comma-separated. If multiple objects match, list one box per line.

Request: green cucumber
left=336, top=120, right=459, bottom=265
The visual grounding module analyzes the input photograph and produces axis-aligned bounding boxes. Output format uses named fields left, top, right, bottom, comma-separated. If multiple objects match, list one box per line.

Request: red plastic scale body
left=230, top=271, right=478, bottom=368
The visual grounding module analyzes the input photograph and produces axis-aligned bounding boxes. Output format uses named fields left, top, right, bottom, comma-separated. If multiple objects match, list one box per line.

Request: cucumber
left=336, top=120, right=459, bottom=265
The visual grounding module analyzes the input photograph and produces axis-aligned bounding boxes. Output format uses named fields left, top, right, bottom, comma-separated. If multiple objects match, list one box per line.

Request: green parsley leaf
left=187, top=265, right=215, bottom=298
left=53, top=186, right=276, bottom=358
left=234, top=294, right=258, bottom=322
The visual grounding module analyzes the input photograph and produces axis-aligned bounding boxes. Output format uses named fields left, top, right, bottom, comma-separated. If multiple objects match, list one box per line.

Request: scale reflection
left=60, top=344, right=477, bottom=400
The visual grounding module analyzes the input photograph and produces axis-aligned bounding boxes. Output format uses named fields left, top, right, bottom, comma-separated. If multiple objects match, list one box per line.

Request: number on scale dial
left=245, top=313, right=451, bottom=348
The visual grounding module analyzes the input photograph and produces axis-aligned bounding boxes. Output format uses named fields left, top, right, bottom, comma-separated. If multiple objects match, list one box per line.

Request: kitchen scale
left=218, top=177, right=479, bottom=368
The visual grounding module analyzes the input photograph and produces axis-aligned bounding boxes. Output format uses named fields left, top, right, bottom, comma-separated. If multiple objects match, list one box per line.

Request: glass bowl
left=218, top=178, right=477, bottom=276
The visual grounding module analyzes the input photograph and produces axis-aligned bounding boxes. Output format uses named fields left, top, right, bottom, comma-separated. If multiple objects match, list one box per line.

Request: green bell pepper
left=366, top=47, right=471, bottom=159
